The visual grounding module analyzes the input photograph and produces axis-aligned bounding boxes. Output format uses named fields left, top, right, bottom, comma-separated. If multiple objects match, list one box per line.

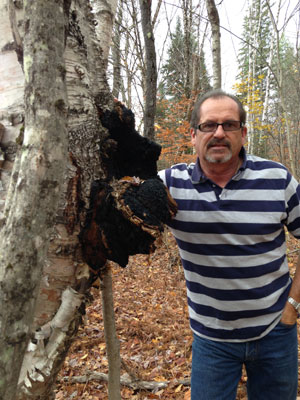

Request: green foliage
left=234, top=75, right=272, bottom=158
left=160, top=17, right=211, bottom=100
left=160, top=18, right=191, bottom=98
left=237, top=0, right=272, bottom=85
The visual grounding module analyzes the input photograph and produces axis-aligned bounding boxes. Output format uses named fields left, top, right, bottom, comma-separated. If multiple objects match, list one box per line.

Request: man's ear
left=191, top=127, right=196, bottom=145
left=241, top=126, right=247, bottom=145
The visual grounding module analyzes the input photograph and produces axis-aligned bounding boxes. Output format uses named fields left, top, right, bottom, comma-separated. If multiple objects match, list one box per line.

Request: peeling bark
left=18, top=288, right=84, bottom=399
left=0, top=0, right=118, bottom=398
left=14, top=0, right=113, bottom=396
left=0, top=0, right=69, bottom=398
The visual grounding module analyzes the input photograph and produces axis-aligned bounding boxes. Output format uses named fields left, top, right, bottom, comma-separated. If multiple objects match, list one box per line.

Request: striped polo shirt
left=158, top=149, right=300, bottom=342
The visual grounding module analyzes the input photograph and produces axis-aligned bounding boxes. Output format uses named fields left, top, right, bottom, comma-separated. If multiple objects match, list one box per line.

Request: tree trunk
left=101, top=266, right=121, bottom=400
left=0, top=0, right=118, bottom=398
left=266, top=0, right=297, bottom=178
left=112, top=0, right=123, bottom=99
left=92, top=0, right=118, bottom=70
left=246, top=0, right=254, bottom=154
left=139, top=0, right=157, bottom=140
left=205, top=0, right=221, bottom=89
left=181, top=0, right=192, bottom=97
left=0, top=0, right=69, bottom=398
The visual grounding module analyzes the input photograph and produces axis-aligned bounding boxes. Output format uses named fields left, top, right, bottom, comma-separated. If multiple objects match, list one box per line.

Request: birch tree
left=236, top=0, right=299, bottom=176
left=205, top=0, right=221, bottom=88
left=0, top=0, right=118, bottom=398
left=236, top=0, right=273, bottom=157
left=0, top=1, right=69, bottom=398
left=266, top=0, right=297, bottom=178
left=111, top=0, right=123, bottom=99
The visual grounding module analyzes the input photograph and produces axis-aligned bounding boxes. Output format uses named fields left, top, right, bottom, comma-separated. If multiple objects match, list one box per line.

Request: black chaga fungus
left=122, top=178, right=174, bottom=228
left=79, top=102, right=177, bottom=271
left=99, top=103, right=161, bottom=180
left=80, top=178, right=177, bottom=269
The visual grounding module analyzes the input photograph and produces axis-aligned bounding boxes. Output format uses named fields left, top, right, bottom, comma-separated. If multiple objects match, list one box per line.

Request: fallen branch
left=62, top=371, right=191, bottom=391
left=17, top=287, right=84, bottom=398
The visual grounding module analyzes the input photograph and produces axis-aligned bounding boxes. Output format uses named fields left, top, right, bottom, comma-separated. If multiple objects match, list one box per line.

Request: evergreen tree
left=160, top=17, right=211, bottom=100
left=237, top=0, right=271, bottom=88
left=236, top=0, right=299, bottom=173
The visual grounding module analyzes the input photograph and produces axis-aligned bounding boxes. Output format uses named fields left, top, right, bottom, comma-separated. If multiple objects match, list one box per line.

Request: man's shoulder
left=158, top=162, right=196, bottom=186
left=159, top=162, right=196, bottom=175
left=245, top=154, right=288, bottom=174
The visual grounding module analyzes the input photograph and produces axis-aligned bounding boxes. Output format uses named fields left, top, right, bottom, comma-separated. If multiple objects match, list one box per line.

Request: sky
left=218, top=0, right=300, bottom=90
left=153, top=0, right=300, bottom=92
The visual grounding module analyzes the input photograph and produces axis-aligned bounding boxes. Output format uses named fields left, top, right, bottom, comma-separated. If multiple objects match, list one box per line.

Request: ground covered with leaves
left=56, top=231, right=300, bottom=400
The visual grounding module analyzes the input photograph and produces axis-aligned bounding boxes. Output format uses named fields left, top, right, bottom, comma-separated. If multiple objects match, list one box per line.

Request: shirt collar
left=191, top=147, right=247, bottom=184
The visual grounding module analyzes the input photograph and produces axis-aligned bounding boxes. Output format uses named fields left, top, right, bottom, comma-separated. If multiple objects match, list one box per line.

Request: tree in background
left=156, top=95, right=195, bottom=169
left=139, top=0, right=158, bottom=140
left=267, top=36, right=299, bottom=170
left=1, top=0, right=299, bottom=397
left=205, top=0, right=221, bottom=89
left=279, top=37, right=300, bottom=178
left=156, top=1, right=211, bottom=169
left=236, top=0, right=272, bottom=157
left=235, top=0, right=300, bottom=180
left=108, top=0, right=162, bottom=130
left=159, top=18, right=190, bottom=99
left=159, top=17, right=210, bottom=101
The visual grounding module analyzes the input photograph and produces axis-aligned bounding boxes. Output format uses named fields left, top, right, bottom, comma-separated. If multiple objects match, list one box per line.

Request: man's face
left=191, top=97, right=247, bottom=165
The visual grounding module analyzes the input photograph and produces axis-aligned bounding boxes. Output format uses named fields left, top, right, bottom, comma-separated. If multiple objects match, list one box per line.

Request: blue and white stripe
left=158, top=150, right=300, bottom=342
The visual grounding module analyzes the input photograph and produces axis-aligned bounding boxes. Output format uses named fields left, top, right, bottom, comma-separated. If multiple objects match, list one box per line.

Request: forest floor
left=56, top=230, right=300, bottom=400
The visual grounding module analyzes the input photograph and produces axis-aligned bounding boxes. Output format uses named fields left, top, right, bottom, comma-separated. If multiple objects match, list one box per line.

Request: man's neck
left=200, top=157, right=242, bottom=188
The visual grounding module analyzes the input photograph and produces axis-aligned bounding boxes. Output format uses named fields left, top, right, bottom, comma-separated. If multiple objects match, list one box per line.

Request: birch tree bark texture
left=0, top=0, right=118, bottom=398
left=205, top=0, right=221, bottom=89
left=0, top=1, right=69, bottom=399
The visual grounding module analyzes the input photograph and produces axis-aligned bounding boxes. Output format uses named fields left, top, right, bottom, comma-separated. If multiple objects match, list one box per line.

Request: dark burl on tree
left=99, top=103, right=161, bottom=180
left=79, top=102, right=177, bottom=270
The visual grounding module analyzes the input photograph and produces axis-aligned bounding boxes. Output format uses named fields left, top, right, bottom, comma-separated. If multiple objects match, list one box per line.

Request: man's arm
left=281, top=252, right=300, bottom=324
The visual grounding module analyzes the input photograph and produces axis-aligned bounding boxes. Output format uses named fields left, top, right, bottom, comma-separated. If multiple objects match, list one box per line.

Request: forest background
left=0, top=0, right=300, bottom=399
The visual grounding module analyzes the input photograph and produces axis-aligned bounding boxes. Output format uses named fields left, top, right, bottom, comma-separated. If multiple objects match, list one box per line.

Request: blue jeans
left=191, top=322, right=298, bottom=400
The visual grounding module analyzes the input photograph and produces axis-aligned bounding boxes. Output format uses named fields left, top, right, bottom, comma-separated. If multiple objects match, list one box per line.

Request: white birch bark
left=0, top=0, right=24, bottom=217
left=91, top=0, right=118, bottom=69
left=0, top=1, right=69, bottom=399
left=205, top=0, right=221, bottom=89
left=16, top=1, right=111, bottom=397
left=0, top=0, right=118, bottom=398
left=259, top=7, right=276, bottom=149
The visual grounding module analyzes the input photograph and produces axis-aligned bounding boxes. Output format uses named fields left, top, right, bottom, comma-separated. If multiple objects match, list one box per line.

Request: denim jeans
left=191, top=322, right=298, bottom=400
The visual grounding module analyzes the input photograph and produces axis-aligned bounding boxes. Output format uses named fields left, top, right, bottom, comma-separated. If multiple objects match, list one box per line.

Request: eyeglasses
left=197, top=121, right=243, bottom=133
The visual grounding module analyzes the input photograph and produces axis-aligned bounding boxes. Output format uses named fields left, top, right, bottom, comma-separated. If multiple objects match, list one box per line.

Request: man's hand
left=281, top=254, right=300, bottom=325
left=280, top=300, right=298, bottom=325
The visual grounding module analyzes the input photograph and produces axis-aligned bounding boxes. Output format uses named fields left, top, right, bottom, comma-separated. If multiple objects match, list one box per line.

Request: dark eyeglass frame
left=197, top=121, right=244, bottom=133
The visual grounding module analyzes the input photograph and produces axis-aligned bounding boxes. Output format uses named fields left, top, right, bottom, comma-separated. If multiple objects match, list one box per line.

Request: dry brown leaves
left=56, top=232, right=300, bottom=400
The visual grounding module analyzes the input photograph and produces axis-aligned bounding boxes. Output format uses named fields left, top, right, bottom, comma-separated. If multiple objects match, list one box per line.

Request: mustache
left=207, top=139, right=231, bottom=149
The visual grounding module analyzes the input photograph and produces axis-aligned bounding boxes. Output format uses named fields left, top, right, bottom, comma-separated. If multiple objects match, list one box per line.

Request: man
left=158, top=89, right=300, bottom=399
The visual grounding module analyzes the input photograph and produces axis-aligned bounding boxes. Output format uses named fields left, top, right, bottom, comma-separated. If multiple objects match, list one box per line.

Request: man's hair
left=190, top=89, right=247, bottom=129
